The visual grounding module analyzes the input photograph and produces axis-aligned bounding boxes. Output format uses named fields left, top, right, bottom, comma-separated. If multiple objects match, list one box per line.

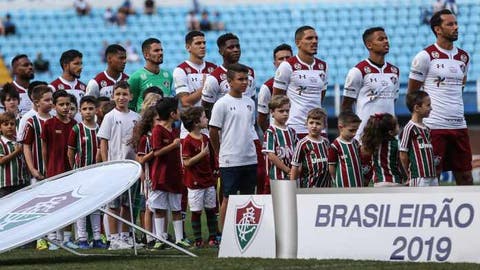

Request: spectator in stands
left=433, top=0, right=445, bottom=13
left=100, top=40, right=109, bottom=63
left=73, top=0, right=91, bottom=16
left=186, top=10, right=199, bottom=31
left=125, top=40, right=140, bottom=63
left=33, top=53, right=50, bottom=75
left=119, top=0, right=136, bottom=16
left=212, top=11, right=225, bottom=31
left=104, top=7, right=117, bottom=25
left=116, top=9, right=128, bottom=29
left=199, top=11, right=212, bottom=31
left=144, top=0, right=155, bottom=15
left=444, top=0, right=458, bottom=15
left=2, top=14, right=16, bottom=36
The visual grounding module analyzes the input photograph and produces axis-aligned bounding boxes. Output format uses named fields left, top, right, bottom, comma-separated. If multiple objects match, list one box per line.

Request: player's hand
left=14, top=143, right=22, bottom=154
left=200, top=142, right=209, bottom=156
left=173, top=138, right=181, bottom=148
left=33, top=170, right=45, bottom=180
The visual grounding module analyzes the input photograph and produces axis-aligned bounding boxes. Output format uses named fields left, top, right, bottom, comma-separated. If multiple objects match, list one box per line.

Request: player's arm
left=209, top=126, right=221, bottom=156
left=137, top=151, right=155, bottom=164
left=100, top=138, right=108, bottom=162
left=0, top=143, right=22, bottom=165
left=95, top=147, right=102, bottom=163
left=85, top=79, right=100, bottom=98
left=67, top=147, right=76, bottom=169
left=289, top=165, right=300, bottom=181
left=272, top=61, right=291, bottom=95
left=23, top=143, right=44, bottom=180
left=127, top=74, right=140, bottom=111
left=341, top=67, right=362, bottom=112
left=183, top=142, right=209, bottom=167
left=257, top=84, right=271, bottom=132
left=153, top=138, right=181, bottom=157
left=257, top=113, right=269, bottom=133
left=407, top=51, right=430, bottom=94
left=399, top=151, right=410, bottom=179
left=201, top=75, right=218, bottom=119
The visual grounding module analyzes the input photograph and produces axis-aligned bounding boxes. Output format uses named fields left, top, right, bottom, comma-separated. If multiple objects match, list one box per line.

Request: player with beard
left=50, top=50, right=87, bottom=108
left=9, top=54, right=35, bottom=116
left=86, top=44, right=128, bottom=99
left=129, top=38, right=173, bottom=112
left=408, top=9, right=473, bottom=185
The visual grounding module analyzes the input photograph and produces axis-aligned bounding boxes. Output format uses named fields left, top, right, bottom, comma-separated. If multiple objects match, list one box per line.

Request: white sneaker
left=123, top=236, right=144, bottom=248
left=108, top=239, right=133, bottom=250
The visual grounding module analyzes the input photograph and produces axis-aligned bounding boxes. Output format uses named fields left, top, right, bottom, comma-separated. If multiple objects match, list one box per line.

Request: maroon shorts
left=431, top=128, right=472, bottom=172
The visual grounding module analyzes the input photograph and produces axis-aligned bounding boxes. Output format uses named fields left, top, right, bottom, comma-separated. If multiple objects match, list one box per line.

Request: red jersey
left=150, top=125, right=183, bottom=193
left=41, top=117, right=77, bottom=177
left=181, top=134, right=216, bottom=189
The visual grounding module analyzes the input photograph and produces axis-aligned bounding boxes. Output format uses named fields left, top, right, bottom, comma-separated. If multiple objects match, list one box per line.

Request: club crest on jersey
left=235, top=198, right=264, bottom=253
left=431, top=51, right=440, bottom=59
left=163, top=81, right=170, bottom=88
left=364, top=66, right=371, bottom=74
left=220, top=73, right=227, bottom=81
left=0, top=191, right=82, bottom=233
left=391, top=66, right=398, bottom=74
left=100, top=80, right=107, bottom=87
left=390, top=76, right=398, bottom=85
left=141, top=73, right=147, bottom=80
left=58, top=84, right=65, bottom=90
left=318, top=63, right=324, bottom=70
left=80, top=85, right=86, bottom=90
left=460, top=54, right=468, bottom=63
left=294, top=63, right=302, bottom=70
left=208, top=67, right=215, bottom=73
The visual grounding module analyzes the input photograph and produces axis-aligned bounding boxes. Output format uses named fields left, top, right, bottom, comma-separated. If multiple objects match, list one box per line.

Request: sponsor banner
left=297, top=186, right=480, bottom=263
left=219, top=195, right=275, bottom=258
left=0, top=161, right=141, bottom=253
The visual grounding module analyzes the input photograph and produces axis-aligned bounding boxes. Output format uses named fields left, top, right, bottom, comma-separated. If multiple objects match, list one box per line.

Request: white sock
left=76, top=217, right=87, bottom=241
left=173, top=220, right=183, bottom=242
left=63, top=231, right=72, bottom=242
left=146, top=234, right=154, bottom=242
left=154, top=217, right=165, bottom=240
left=91, top=213, right=102, bottom=240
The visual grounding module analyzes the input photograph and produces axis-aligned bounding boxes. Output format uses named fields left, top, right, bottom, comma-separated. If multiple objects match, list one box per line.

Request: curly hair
left=129, top=106, right=158, bottom=149
left=361, top=113, right=397, bottom=154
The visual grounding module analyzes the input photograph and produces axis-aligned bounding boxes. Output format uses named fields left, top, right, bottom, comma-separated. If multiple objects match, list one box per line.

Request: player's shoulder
left=49, top=78, right=62, bottom=88
left=423, top=44, right=449, bottom=60
left=204, top=61, right=218, bottom=73
left=121, top=72, right=130, bottom=80
left=354, top=60, right=378, bottom=77
left=453, top=47, right=470, bottom=63
left=384, top=62, right=400, bottom=75
left=209, top=66, right=226, bottom=81
left=264, top=77, right=274, bottom=90
left=93, top=71, right=107, bottom=82
left=313, top=57, right=327, bottom=71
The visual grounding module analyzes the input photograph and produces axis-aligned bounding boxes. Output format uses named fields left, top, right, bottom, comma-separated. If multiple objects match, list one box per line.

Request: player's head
left=337, top=111, right=361, bottom=141
left=59, top=49, right=83, bottom=79
left=226, top=63, right=249, bottom=93
left=306, top=108, right=327, bottom=138
left=430, top=9, right=458, bottom=41
left=101, top=100, right=116, bottom=116
left=11, top=54, right=34, bottom=81
left=269, top=95, right=290, bottom=126
left=142, top=38, right=163, bottom=65
left=273, top=44, right=293, bottom=68
left=0, top=82, right=20, bottom=108
left=185, top=31, right=206, bottom=60
left=0, top=112, right=16, bottom=138
left=406, top=91, right=431, bottom=116
left=27, top=80, right=48, bottom=101
left=80, top=95, right=98, bottom=108
left=105, top=44, right=127, bottom=73
left=295, top=26, right=317, bottom=55
left=217, top=33, right=240, bottom=63
left=79, top=95, right=98, bottom=122
left=52, top=90, right=71, bottom=119
left=31, top=85, right=53, bottom=113
left=155, top=96, right=179, bottom=121
left=181, top=106, right=207, bottom=132
left=362, top=27, right=389, bottom=55
left=142, top=86, right=164, bottom=100
left=361, top=113, right=398, bottom=154
left=112, top=80, right=131, bottom=109
left=68, top=93, right=78, bottom=118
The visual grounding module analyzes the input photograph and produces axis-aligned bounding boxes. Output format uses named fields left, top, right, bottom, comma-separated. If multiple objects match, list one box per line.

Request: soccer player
left=50, top=50, right=87, bottom=108
left=273, top=26, right=328, bottom=138
left=174, top=30, right=216, bottom=138
left=290, top=108, right=329, bottom=188
left=86, top=44, right=128, bottom=99
left=10, top=54, right=35, bottom=116
left=0, top=112, right=28, bottom=198
left=341, top=27, right=399, bottom=141
left=209, top=64, right=257, bottom=231
left=98, top=81, right=140, bottom=250
left=263, top=95, right=297, bottom=182
left=129, top=38, right=173, bottom=111
left=257, top=44, right=293, bottom=132
left=399, top=91, right=436, bottom=186
left=328, top=111, right=364, bottom=188
left=41, top=90, right=78, bottom=249
left=408, top=9, right=473, bottom=185
left=68, top=96, right=107, bottom=249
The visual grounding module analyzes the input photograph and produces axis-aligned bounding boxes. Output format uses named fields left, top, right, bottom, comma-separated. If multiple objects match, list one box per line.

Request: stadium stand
left=0, top=0, right=479, bottom=116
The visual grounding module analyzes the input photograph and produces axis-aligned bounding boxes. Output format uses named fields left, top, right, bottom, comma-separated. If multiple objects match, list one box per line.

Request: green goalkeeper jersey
left=128, top=67, right=173, bottom=111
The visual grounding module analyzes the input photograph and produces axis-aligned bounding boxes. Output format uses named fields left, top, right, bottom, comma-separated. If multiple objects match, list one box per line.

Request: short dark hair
left=53, top=90, right=71, bottom=104
left=362, top=27, right=385, bottom=46
left=155, top=97, right=178, bottom=120
left=295, top=25, right=315, bottom=41
left=217, top=33, right=239, bottom=49
left=28, top=81, right=48, bottom=100
left=101, top=101, right=116, bottom=115
left=113, top=80, right=130, bottom=94
left=268, top=94, right=290, bottom=111
left=181, top=106, right=204, bottom=132
left=68, top=93, right=77, bottom=107
left=80, top=95, right=98, bottom=107
left=105, top=44, right=126, bottom=59
left=97, top=96, right=110, bottom=103
left=31, top=85, right=52, bottom=102
left=0, top=83, right=20, bottom=105
left=307, top=108, right=327, bottom=122
left=142, top=86, right=164, bottom=100
left=338, top=111, right=361, bottom=126
left=185, top=31, right=205, bottom=45
left=11, top=54, right=28, bottom=67
left=0, top=112, right=16, bottom=126
left=406, top=91, right=429, bottom=112
left=226, top=63, right=249, bottom=80
left=59, top=50, right=82, bottom=70
left=430, top=9, right=454, bottom=36
left=273, top=43, right=293, bottom=60
left=142, top=38, right=161, bottom=54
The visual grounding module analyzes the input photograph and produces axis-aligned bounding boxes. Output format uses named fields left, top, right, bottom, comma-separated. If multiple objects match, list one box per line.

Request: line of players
left=0, top=8, right=473, bottom=250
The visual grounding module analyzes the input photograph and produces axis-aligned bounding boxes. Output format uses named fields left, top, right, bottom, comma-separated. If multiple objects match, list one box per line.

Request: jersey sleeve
left=208, top=100, right=225, bottom=129
left=97, top=113, right=113, bottom=140
left=173, top=67, right=190, bottom=95
left=21, top=120, right=34, bottom=144
left=67, top=126, right=78, bottom=150
left=201, top=75, right=219, bottom=103
left=137, top=135, right=148, bottom=156
left=262, top=128, right=275, bottom=154
left=181, top=136, right=195, bottom=159
left=86, top=79, right=100, bottom=98
left=399, top=128, right=411, bottom=152
left=257, top=84, right=271, bottom=114
left=0, top=143, right=6, bottom=157
left=327, top=143, right=338, bottom=165
left=273, top=61, right=292, bottom=91
left=290, top=141, right=303, bottom=167
left=343, top=67, right=363, bottom=99
left=409, top=51, right=430, bottom=82
left=127, top=72, right=141, bottom=110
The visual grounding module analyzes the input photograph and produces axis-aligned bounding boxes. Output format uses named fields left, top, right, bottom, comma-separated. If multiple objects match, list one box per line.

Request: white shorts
left=187, top=186, right=216, bottom=212
left=147, top=190, right=181, bottom=212
left=409, top=177, right=439, bottom=187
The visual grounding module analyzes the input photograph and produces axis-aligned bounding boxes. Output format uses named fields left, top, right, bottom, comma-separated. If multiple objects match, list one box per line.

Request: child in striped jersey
left=67, top=96, right=107, bottom=249
left=361, top=113, right=406, bottom=187
left=328, top=111, right=364, bottom=187
left=400, top=91, right=437, bottom=187
left=290, top=108, right=330, bottom=188
left=263, top=95, right=297, bottom=187
left=130, top=106, right=160, bottom=248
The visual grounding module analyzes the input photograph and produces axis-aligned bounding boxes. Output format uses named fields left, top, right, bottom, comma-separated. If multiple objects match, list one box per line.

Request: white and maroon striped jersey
left=328, top=138, right=363, bottom=188
left=50, top=77, right=87, bottom=107
left=86, top=71, right=129, bottom=98
left=291, top=136, right=330, bottom=188
left=372, top=138, right=405, bottom=184
left=262, top=124, right=297, bottom=180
